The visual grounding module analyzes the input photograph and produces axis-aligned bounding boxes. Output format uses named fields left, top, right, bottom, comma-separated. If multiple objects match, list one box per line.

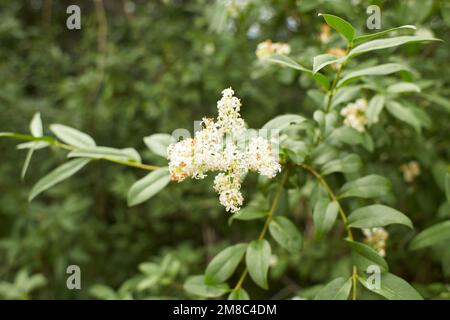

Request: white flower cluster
left=256, top=39, right=291, bottom=60
left=400, top=161, right=420, bottom=183
left=363, top=227, right=389, bottom=257
left=340, top=98, right=368, bottom=132
left=167, top=88, right=281, bottom=213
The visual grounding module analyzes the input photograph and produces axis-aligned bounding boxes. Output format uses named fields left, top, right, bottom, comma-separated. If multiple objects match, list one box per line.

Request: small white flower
left=340, top=99, right=368, bottom=132
left=400, top=161, right=420, bottom=183
left=256, top=39, right=291, bottom=60
left=363, top=227, right=389, bottom=257
left=167, top=88, right=281, bottom=213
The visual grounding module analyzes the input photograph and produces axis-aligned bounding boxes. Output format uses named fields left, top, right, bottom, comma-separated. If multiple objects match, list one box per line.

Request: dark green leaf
left=183, top=275, right=229, bottom=298
left=318, top=13, right=355, bottom=43
left=321, top=154, right=362, bottom=176
left=205, top=243, right=247, bottom=283
left=314, top=277, right=352, bottom=300
left=409, top=220, right=450, bottom=250
left=228, top=288, right=250, bottom=300
left=313, top=199, right=339, bottom=239
left=338, top=63, right=409, bottom=88
left=346, top=240, right=388, bottom=272
left=246, top=239, right=271, bottom=289
left=347, top=204, right=413, bottom=229
left=339, top=174, right=391, bottom=199
left=352, top=25, right=416, bottom=45
left=269, top=216, right=303, bottom=253
left=359, top=272, right=422, bottom=300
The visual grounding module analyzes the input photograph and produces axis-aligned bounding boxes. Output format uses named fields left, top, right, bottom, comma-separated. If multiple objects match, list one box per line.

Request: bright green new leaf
left=30, top=112, right=43, bottom=137
left=50, top=124, right=96, bottom=148
left=268, top=216, right=303, bottom=253
left=313, top=199, right=339, bottom=239
left=246, top=239, right=271, bottom=289
left=318, top=13, right=355, bottom=43
left=338, top=63, right=409, bottom=88
left=346, top=240, right=388, bottom=272
left=339, top=174, right=391, bottom=199
left=29, top=159, right=90, bottom=201
left=183, top=275, right=229, bottom=298
left=347, top=35, right=440, bottom=60
left=127, top=167, right=171, bottom=206
left=314, top=277, right=352, bottom=300
left=367, top=94, right=385, bottom=125
left=359, top=272, right=423, bottom=300
left=228, top=288, right=250, bottom=300
left=409, top=220, right=450, bottom=250
left=321, top=154, right=362, bottom=176
left=347, top=204, right=413, bottom=229
left=352, top=25, right=416, bottom=45
left=205, top=243, right=247, bottom=283
left=143, top=133, right=175, bottom=158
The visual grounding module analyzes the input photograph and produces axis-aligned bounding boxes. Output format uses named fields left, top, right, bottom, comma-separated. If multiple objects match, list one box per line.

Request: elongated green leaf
left=29, top=159, right=90, bottom=201
left=246, top=239, right=271, bottom=289
left=267, top=54, right=330, bottom=88
left=262, top=114, right=305, bottom=131
left=387, top=82, right=421, bottom=94
left=338, top=63, right=409, bottom=88
left=228, top=206, right=268, bottom=225
left=313, top=199, right=339, bottom=239
left=143, top=133, right=175, bottom=158
left=346, top=240, right=388, bottom=272
left=30, top=112, right=43, bottom=137
left=329, top=126, right=373, bottom=152
left=127, top=167, right=170, bottom=206
left=347, top=204, right=413, bottom=229
left=68, top=146, right=141, bottom=163
left=0, top=132, right=57, bottom=144
left=314, top=277, right=352, bottom=300
left=386, top=100, right=422, bottom=132
left=331, top=86, right=360, bottom=108
left=353, top=25, right=416, bottom=45
left=318, top=13, right=355, bottom=43
left=16, top=141, right=49, bottom=150
left=313, top=54, right=340, bottom=74
left=409, top=220, right=450, bottom=250
left=21, top=149, right=34, bottom=180
left=205, top=243, right=247, bottom=283
left=269, top=216, right=303, bottom=253
left=321, top=154, right=362, bottom=176
left=423, top=93, right=450, bottom=114
left=183, top=275, right=229, bottom=298
left=228, top=288, right=250, bottom=300
left=339, top=174, right=391, bottom=199
left=347, top=35, right=440, bottom=60
left=367, top=94, right=385, bottom=125
left=359, top=272, right=422, bottom=300
left=50, top=124, right=96, bottom=148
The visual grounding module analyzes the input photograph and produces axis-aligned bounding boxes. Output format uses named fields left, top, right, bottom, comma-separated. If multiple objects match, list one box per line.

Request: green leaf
left=313, top=54, right=340, bottom=74
left=347, top=35, right=440, bottom=60
left=338, top=63, right=409, bottom=88
left=30, top=112, right=43, bottom=137
left=330, top=86, right=360, bottom=108
left=347, top=204, right=413, bottom=229
left=267, top=54, right=330, bottom=88
left=228, top=206, right=268, bottom=225
left=409, top=220, right=450, bottom=250
left=359, top=272, right=422, bottom=300
left=367, top=94, right=385, bottom=125
left=183, top=275, right=229, bottom=298
left=329, top=126, right=373, bottom=152
left=246, top=239, right=271, bottom=289
left=127, top=167, right=171, bottom=206
left=386, top=100, right=422, bottom=132
left=313, top=199, right=339, bottom=239
left=143, top=133, right=175, bottom=158
left=387, top=82, right=421, bottom=94
left=321, top=154, right=362, bottom=176
left=21, top=148, right=34, bottom=180
left=268, top=216, right=303, bottom=253
left=339, top=174, right=391, bottom=199
left=205, top=243, right=247, bottom=283
left=262, top=114, right=306, bottom=131
left=314, top=277, right=352, bottom=300
left=318, top=13, right=355, bottom=43
left=50, top=124, right=96, bottom=148
left=446, top=172, right=450, bottom=203
left=68, top=146, right=141, bottom=163
left=29, top=159, right=90, bottom=201
left=352, top=25, right=416, bottom=45
left=346, top=240, right=388, bottom=272
left=228, top=288, right=250, bottom=300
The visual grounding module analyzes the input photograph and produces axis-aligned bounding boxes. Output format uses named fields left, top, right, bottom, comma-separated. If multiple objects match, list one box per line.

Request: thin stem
left=233, top=169, right=289, bottom=291
left=298, top=163, right=357, bottom=299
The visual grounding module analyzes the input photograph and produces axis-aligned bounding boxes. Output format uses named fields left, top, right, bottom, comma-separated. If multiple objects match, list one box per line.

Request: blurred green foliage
left=0, top=0, right=449, bottom=299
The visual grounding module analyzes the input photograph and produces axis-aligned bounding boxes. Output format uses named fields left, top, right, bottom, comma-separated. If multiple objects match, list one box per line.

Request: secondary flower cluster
left=340, top=98, right=368, bottom=132
left=167, top=88, right=281, bottom=213
left=256, top=39, right=291, bottom=60
left=400, top=161, right=421, bottom=183
left=363, top=227, right=389, bottom=257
